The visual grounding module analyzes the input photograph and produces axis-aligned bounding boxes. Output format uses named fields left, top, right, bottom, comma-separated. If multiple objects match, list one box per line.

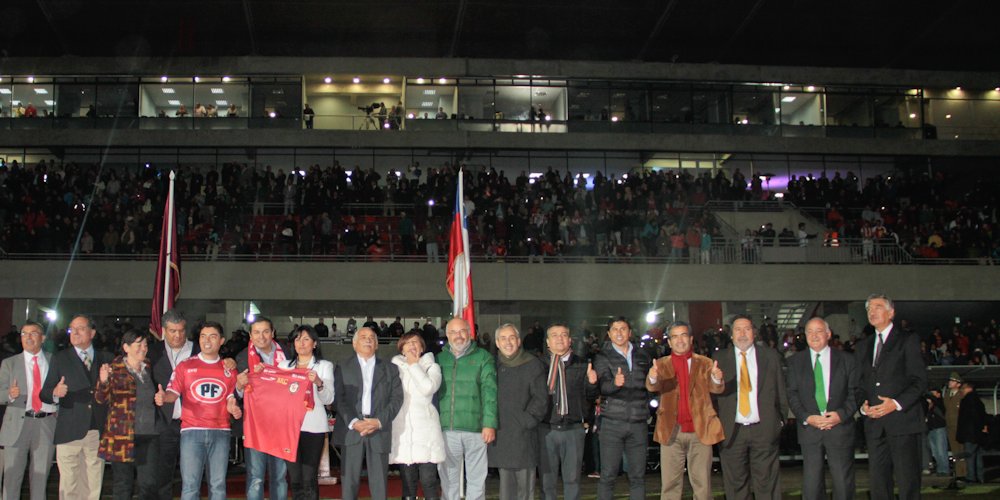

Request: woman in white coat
left=390, top=332, right=445, bottom=500
left=282, top=325, right=335, bottom=500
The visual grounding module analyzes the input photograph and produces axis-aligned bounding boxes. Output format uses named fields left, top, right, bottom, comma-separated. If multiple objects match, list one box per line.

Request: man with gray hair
left=149, top=309, right=198, bottom=500
left=856, top=294, right=926, bottom=500
left=488, top=323, right=548, bottom=500
left=436, top=317, right=497, bottom=500
left=40, top=314, right=113, bottom=500
left=712, top=314, right=787, bottom=500
left=538, top=322, right=597, bottom=500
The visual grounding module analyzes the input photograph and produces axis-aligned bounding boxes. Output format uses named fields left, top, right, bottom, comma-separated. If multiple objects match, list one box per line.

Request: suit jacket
left=39, top=346, right=113, bottom=445
left=786, top=348, right=858, bottom=445
left=147, top=339, right=200, bottom=431
left=646, top=353, right=725, bottom=446
left=0, top=351, right=53, bottom=446
left=712, top=344, right=788, bottom=446
left=855, top=324, right=927, bottom=436
left=332, top=355, right=403, bottom=453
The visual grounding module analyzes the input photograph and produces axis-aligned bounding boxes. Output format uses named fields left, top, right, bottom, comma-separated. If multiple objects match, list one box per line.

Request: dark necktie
left=873, top=333, right=884, bottom=366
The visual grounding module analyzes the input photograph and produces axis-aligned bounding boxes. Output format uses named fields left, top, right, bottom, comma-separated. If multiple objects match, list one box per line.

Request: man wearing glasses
left=0, top=322, right=57, bottom=500
left=40, top=314, right=113, bottom=500
left=436, top=317, right=497, bottom=500
left=646, top=321, right=725, bottom=500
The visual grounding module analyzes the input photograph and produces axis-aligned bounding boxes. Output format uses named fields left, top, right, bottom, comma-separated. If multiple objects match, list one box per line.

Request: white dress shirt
left=349, top=354, right=378, bottom=430
left=166, top=340, right=195, bottom=419
left=810, top=346, right=832, bottom=413
left=21, top=351, right=57, bottom=413
left=735, top=345, right=761, bottom=425
left=281, top=358, right=335, bottom=433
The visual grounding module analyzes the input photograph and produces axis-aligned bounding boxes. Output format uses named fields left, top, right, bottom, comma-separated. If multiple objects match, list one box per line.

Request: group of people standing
left=0, top=292, right=953, bottom=500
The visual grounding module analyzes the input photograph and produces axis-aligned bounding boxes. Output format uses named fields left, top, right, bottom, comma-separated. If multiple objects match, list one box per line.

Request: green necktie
left=814, top=352, right=826, bottom=414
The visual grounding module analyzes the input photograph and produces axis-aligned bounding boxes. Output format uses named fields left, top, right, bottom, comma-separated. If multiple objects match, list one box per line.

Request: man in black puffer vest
left=592, top=316, right=653, bottom=500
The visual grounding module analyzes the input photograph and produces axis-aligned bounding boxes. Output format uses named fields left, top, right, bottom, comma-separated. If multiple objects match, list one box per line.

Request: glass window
left=609, top=87, right=646, bottom=122
left=11, top=82, right=55, bottom=118
left=193, top=80, right=246, bottom=119
left=691, top=87, right=730, bottom=124
left=779, top=92, right=822, bottom=126
left=732, top=88, right=778, bottom=125
left=568, top=82, right=609, bottom=121
left=650, top=86, right=692, bottom=123
left=96, top=83, right=139, bottom=117
left=55, top=83, right=96, bottom=117
left=457, top=82, right=493, bottom=120
left=825, top=93, right=872, bottom=127
left=404, top=81, right=455, bottom=120
left=250, top=81, right=301, bottom=119
left=140, top=81, right=194, bottom=118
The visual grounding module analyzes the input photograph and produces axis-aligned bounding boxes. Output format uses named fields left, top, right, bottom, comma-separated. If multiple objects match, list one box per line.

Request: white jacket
left=389, top=352, right=446, bottom=464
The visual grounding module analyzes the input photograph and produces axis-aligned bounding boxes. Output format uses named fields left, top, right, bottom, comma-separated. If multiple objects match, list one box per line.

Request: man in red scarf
left=234, top=316, right=288, bottom=500
left=646, top=321, right=725, bottom=500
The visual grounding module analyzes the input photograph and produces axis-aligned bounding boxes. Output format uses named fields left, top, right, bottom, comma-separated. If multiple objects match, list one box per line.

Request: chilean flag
left=150, top=171, right=181, bottom=340
left=446, top=169, right=476, bottom=338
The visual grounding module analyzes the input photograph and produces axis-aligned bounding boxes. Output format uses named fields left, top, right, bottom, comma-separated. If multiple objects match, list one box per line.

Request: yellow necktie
left=738, top=351, right=751, bottom=417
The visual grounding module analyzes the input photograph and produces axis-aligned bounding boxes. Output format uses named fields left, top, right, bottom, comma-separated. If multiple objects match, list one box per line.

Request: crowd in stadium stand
left=1, top=159, right=997, bottom=262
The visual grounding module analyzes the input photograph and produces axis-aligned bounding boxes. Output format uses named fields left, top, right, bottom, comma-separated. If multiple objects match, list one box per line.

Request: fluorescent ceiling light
left=421, top=101, right=434, bottom=107
left=211, top=88, right=224, bottom=94
left=423, top=89, right=436, bottom=95
left=161, top=88, right=175, bottom=94
left=34, top=88, right=48, bottom=94
left=215, top=100, right=228, bottom=106
left=0, top=89, right=10, bottom=94
left=168, top=100, right=181, bottom=105
left=781, top=96, right=796, bottom=102
left=44, top=100, right=55, bottom=106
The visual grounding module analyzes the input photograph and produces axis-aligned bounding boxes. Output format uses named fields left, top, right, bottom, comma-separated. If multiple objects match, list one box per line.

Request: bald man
left=436, top=318, right=497, bottom=500
left=786, top=317, right=858, bottom=500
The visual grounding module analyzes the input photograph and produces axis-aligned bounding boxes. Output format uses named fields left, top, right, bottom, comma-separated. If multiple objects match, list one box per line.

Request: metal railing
left=1, top=241, right=991, bottom=265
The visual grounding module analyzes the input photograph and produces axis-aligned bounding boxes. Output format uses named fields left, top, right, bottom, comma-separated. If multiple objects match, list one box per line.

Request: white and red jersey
left=167, top=354, right=237, bottom=430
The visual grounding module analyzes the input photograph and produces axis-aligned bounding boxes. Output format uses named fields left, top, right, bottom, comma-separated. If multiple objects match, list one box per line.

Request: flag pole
left=161, top=171, right=175, bottom=319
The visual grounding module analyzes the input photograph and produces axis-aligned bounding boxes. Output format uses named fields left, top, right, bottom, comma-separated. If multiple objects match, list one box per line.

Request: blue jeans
left=179, top=429, right=231, bottom=500
left=964, top=441, right=984, bottom=483
left=927, top=427, right=949, bottom=474
left=245, top=447, right=288, bottom=500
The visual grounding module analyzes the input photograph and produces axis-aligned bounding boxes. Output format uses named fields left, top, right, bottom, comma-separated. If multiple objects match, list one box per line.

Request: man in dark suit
left=0, top=321, right=57, bottom=500
left=856, top=294, right=927, bottom=500
left=39, top=314, right=113, bottom=500
left=712, top=315, right=787, bottom=500
left=147, top=309, right=198, bottom=500
left=333, top=327, right=403, bottom=500
left=786, top=317, right=859, bottom=500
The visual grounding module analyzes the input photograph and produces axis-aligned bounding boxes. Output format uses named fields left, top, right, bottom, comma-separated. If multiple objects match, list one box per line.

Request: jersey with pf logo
left=166, top=354, right=237, bottom=430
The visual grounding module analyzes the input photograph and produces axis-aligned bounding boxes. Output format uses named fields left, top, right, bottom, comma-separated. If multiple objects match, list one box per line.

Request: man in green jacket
left=436, top=317, right=498, bottom=500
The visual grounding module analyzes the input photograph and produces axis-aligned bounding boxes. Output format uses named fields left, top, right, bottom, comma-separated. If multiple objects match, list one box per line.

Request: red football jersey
left=166, top=355, right=237, bottom=430
left=243, top=365, right=315, bottom=461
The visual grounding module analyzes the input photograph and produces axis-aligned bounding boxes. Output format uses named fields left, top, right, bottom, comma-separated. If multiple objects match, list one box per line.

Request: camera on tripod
left=357, top=103, right=380, bottom=115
